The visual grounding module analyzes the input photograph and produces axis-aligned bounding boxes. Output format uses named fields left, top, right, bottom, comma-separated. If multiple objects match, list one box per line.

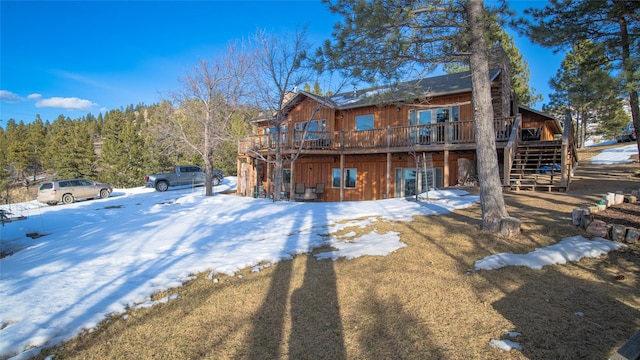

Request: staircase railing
left=503, top=114, right=522, bottom=186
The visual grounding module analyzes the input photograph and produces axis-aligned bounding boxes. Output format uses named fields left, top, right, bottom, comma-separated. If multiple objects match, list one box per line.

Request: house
left=237, top=65, right=577, bottom=202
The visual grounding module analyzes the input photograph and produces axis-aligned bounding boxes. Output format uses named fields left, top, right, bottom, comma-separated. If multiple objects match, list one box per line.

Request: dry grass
left=34, top=148, right=640, bottom=360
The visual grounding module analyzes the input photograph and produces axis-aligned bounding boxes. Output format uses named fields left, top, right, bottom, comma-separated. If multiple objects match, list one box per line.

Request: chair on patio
left=294, top=183, right=305, bottom=201
left=315, top=183, right=325, bottom=201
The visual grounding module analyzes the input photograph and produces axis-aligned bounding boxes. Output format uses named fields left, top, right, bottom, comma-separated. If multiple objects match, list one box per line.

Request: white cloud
left=35, top=96, right=97, bottom=110
left=27, top=93, right=42, bottom=100
left=0, top=90, right=25, bottom=103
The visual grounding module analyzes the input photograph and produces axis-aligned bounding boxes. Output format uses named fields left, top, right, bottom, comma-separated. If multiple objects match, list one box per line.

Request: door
left=395, top=168, right=418, bottom=198
left=395, top=167, right=443, bottom=198
left=410, top=110, right=433, bottom=144
left=178, top=166, right=202, bottom=186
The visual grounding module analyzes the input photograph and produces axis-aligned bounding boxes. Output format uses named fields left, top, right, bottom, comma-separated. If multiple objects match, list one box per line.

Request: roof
left=517, top=104, right=556, bottom=120
left=328, top=68, right=502, bottom=110
left=254, top=68, right=503, bottom=123
left=518, top=104, right=563, bottom=134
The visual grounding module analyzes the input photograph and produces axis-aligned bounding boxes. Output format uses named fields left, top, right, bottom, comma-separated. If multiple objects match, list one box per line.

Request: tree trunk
left=580, top=110, right=588, bottom=149
left=467, top=0, right=516, bottom=234
left=273, top=125, right=283, bottom=201
left=618, top=15, right=640, bottom=164
left=204, top=159, right=214, bottom=196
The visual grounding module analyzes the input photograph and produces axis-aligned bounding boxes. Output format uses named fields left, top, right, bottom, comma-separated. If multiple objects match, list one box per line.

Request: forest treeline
left=0, top=102, right=251, bottom=202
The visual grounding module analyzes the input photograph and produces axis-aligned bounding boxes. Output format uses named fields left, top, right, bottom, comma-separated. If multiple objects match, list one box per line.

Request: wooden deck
left=239, top=118, right=516, bottom=156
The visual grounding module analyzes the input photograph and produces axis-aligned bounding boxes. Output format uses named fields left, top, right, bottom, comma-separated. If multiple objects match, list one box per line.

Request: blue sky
left=0, top=1, right=565, bottom=126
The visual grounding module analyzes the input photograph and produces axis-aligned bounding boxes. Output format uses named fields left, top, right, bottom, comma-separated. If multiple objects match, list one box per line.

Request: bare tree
left=162, top=43, right=253, bottom=196
left=250, top=28, right=344, bottom=201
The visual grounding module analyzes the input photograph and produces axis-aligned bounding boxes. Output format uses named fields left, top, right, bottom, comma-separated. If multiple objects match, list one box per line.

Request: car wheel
left=62, top=194, right=74, bottom=204
left=213, top=177, right=220, bottom=186
left=155, top=181, right=169, bottom=192
left=100, top=189, right=110, bottom=199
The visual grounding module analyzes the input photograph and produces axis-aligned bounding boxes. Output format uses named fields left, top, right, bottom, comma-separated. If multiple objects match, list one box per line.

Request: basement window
left=332, top=168, right=357, bottom=189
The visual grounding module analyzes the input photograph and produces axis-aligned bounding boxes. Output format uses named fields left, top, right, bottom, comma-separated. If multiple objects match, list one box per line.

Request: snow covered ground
left=0, top=143, right=637, bottom=359
left=590, top=143, right=638, bottom=165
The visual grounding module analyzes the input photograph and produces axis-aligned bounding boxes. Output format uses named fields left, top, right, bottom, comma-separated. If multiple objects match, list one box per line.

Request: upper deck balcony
left=239, top=117, right=520, bottom=156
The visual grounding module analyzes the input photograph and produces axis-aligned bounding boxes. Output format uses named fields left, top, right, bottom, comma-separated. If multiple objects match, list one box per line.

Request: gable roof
left=518, top=104, right=555, bottom=120
left=328, top=68, right=502, bottom=110
left=254, top=68, right=503, bottom=124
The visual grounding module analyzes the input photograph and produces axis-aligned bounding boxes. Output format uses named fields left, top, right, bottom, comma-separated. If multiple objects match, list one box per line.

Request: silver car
left=37, top=178, right=113, bottom=205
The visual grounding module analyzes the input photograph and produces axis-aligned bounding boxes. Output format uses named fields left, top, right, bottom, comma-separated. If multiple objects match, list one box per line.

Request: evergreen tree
left=302, top=81, right=326, bottom=96
left=142, top=102, right=176, bottom=172
left=6, top=120, right=31, bottom=178
left=49, top=119, right=96, bottom=178
left=26, top=116, right=47, bottom=181
left=520, top=0, right=640, bottom=160
left=548, top=40, right=626, bottom=147
left=100, top=109, right=146, bottom=188
left=318, top=0, right=517, bottom=235
left=0, top=126, right=10, bottom=204
left=444, top=19, right=542, bottom=106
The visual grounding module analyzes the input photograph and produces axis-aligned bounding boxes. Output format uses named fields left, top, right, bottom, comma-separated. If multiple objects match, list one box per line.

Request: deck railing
left=239, top=117, right=517, bottom=154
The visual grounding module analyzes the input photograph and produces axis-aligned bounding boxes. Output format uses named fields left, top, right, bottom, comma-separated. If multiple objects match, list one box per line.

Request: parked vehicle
left=37, top=178, right=113, bottom=205
left=616, top=123, right=636, bottom=142
left=144, top=166, right=224, bottom=192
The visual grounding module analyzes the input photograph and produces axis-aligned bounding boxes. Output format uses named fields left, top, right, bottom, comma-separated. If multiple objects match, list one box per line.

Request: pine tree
left=548, top=40, right=626, bottom=147
left=0, top=126, right=10, bottom=204
left=6, top=120, right=31, bottom=178
left=444, top=20, right=542, bottom=106
left=520, top=0, right=640, bottom=161
left=99, top=108, right=148, bottom=188
left=49, top=119, right=96, bottom=179
left=26, top=116, right=47, bottom=181
left=318, top=0, right=517, bottom=235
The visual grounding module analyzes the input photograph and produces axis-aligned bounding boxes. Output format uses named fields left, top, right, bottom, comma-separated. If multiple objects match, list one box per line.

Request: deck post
left=443, top=150, right=449, bottom=187
left=290, top=159, right=295, bottom=200
left=266, top=155, right=272, bottom=199
left=340, top=154, right=345, bottom=202
left=445, top=121, right=450, bottom=145
left=561, top=110, right=571, bottom=187
left=386, top=152, right=391, bottom=199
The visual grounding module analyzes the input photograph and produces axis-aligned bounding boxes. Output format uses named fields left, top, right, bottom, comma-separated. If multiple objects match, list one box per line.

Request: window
left=332, top=168, right=357, bottom=188
left=345, top=169, right=356, bottom=188
left=282, top=169, right=291, bottom=184
left=295, top=120, right=326, bottom=140
left=355, top=114, right=374, bottom=131
left=264, top=125, right=288, bottom=144
left=395, top=167, right=442, bottom=198
left=451, top=107, right=459, bottom=122
left=409, top=106, right=459, bottom=125
left=332, top=169, right=341, bottom=188
left=436, top=108, right=450, bottom=123
left=409, top=106, right=459, bottom=143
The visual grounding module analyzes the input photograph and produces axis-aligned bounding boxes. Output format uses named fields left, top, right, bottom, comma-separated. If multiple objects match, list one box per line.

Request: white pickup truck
left=144, top=166, right=223, bottom=192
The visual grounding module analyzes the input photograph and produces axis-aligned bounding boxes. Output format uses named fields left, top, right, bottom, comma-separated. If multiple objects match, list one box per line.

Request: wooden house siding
left=250, top=150, right=478, bottom=202
left=238, top=68, right=573, bottom=201
left=285, top=99, right=335, bottom=131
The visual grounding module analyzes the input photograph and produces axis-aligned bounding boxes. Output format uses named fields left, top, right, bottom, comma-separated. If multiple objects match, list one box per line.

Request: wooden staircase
left=508, top=140, right=568, bottom=191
